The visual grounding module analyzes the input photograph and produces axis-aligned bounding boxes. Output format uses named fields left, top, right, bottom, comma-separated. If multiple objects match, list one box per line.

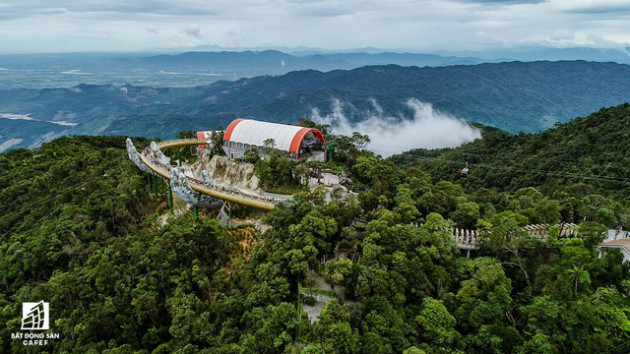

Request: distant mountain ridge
left=1, top=60, right=630, bottom=151
left=0, top=50, right=488, bottom=91
left=432, top=46, right=630, bottom=64
left=136, top=50, right=485, bottom=71
left=2, top=48, right=629, bottom=91
left=138, top=50, right=351, bottom=71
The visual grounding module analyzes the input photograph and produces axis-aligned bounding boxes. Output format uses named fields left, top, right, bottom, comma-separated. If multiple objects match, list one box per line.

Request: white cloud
left=182, top=24, right=201, bottom=39
left=310, top=98, right=482, bottom=157
left=0, top=0, right=628, bottom=53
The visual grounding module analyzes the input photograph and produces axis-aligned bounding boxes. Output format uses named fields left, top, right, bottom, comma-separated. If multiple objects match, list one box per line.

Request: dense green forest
left=390, top=103, right=630, bottom=228
left=2, top=105, right=630, bottom=352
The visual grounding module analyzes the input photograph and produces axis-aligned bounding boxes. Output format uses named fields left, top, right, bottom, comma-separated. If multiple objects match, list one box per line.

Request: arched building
left=220, top=119, right=326, bottom=161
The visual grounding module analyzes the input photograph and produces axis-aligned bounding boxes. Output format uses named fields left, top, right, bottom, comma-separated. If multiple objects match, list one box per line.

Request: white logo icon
left=21, top=301, right=49, bottom=330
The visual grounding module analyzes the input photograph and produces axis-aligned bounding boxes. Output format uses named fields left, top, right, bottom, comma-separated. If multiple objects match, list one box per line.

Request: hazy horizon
left=1, top=45, right=629, bottom=66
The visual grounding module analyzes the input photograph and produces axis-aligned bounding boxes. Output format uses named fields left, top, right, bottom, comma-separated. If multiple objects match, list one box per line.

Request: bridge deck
left=139, top=139, right=277, bottom=210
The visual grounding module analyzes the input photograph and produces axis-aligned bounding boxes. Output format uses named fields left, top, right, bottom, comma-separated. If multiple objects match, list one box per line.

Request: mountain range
left=1, top=60, right=630, bottom=152
left=5, top=47, right=630, bottom=91
left=135, top=50, right=483, bottom=72
left=0, top=50, right=487, bottom=90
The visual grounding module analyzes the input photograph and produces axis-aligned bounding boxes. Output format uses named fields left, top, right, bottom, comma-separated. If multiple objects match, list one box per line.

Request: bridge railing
left=155, top=139, right=207, bottom=149
left=453, top=228, right=479, bottom=245
left=451, top=223, right=578, bottom=249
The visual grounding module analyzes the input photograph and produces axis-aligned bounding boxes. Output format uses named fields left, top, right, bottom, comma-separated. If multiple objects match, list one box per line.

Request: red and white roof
left=197, top=131, right=214, bottom=140
left=196, top=131, right=215, bottom=148
left=224, top=119, right=325, bottom=158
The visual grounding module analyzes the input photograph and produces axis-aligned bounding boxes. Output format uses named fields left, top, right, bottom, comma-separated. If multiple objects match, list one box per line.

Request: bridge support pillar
left=466, top=249, right=471, bottom=258
left=193, top=205, right=199, bottom=220
left=224, top=201, right=234, bottom=219
left=168, top=186, right=173, bottom=214
left=220, top=201, right=236, bottom=228
left=153, top=175, right=158, bottom=195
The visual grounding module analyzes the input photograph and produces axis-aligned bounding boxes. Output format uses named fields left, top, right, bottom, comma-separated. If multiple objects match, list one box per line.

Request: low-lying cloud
left=182, top=24, right=202, bottom=39
left=310, top=98, right=482, bottom=157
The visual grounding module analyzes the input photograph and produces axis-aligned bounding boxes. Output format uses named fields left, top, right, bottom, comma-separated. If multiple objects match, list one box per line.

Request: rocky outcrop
left=192, top=150, right=261, bottom=193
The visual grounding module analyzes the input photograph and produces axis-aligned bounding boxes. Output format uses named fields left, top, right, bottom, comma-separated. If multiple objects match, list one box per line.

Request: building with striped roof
left=219, top=119, right=326, bottom=161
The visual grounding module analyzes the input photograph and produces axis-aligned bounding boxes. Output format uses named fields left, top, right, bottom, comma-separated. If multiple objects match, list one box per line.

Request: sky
left=0, top=0, right=629, bottom=54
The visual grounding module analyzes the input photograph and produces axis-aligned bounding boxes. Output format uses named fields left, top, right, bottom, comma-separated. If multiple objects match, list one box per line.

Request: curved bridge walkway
left=135, top=141, right=623, bottom=259
left=139, top=139, right=280, bottom=210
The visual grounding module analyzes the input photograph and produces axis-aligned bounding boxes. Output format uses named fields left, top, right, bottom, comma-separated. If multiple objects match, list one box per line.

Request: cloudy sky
left=0, top=0, right=629, bottom=54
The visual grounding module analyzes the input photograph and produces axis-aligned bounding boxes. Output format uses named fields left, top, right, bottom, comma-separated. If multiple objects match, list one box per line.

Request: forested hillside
left=391, top=103, right=630, bottom=226
left=2, top=60, right=630, bottom=151
left=2, top=109, right=630, bottom=352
